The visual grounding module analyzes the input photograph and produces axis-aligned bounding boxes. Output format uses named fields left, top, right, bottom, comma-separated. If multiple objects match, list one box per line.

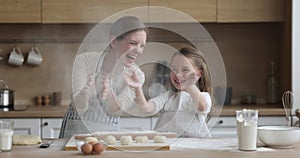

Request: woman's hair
left=172, top=46, right=213, bottom=96
left=110, top=16, right=149, bottom=40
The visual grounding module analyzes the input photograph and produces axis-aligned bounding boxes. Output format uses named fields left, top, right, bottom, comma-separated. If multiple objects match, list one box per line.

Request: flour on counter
left=170, top=138, right=274, bottom=152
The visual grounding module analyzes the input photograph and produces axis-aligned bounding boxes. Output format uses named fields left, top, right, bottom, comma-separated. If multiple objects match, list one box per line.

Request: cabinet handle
left=43, top=122, right=48, bottom=126
left=218, top=120, right=223, bottom=124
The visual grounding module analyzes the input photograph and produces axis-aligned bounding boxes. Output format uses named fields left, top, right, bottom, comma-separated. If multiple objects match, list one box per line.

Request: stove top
left=0, top=105, right=29, bottom=112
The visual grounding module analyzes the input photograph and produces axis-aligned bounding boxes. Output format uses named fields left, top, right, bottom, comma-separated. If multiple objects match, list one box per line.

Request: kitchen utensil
left=282, top=91, right=294, bottom=125
left=52, top=91, right=62, bottom=105
left=241, top=95, right=256, bottom=105
left=0, top=80, right=14, bottom=108
left=26, top=47, right=43, bottom=66
left=0, top=48, right=3, bottom=63
left=40, top=141, right=53, bottom=148
left=258, top=126, right=300, bottom=148
left=8, top=47, right=24, bottom=67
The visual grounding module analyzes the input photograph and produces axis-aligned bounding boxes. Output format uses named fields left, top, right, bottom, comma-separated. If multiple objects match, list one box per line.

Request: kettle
left=0, top=80, right=14, bottom=107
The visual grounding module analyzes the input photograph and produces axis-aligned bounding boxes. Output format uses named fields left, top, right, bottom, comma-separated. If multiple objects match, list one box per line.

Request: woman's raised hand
left=101, top=77, right=111, bottom=100
left=123, top=71, right=143, bottom=88
left=79, top=73, right=95, bottom=97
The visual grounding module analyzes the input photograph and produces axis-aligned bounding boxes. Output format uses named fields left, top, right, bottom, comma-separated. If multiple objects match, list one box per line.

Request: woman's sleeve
left=72, top=53, right=99, bottom=97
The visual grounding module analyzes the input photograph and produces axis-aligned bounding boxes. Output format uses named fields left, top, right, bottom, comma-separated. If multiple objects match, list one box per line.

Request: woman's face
left=170, top=54, right=201, bottom=91
left=112, top=30, right=147, bottom=68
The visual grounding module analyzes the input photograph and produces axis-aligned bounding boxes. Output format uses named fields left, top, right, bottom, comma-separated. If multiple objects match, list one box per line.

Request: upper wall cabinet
left=217, top=0, right=286, bottom=22
left=0, top=0, right=41, bottom=23
left=42, top=0, right=148, bottom=23
left=149, top=0, right=217, bottom=22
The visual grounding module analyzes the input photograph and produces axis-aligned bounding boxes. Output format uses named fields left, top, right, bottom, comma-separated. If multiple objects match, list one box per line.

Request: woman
left=59, top=16, right=148, bottom=138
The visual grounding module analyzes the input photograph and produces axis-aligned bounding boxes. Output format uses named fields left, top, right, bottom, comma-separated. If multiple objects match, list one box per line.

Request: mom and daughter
left=59, top=16, right=213, bottom=138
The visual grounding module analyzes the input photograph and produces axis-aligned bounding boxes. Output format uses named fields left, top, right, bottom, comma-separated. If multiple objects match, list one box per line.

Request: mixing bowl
left=258, top=126, right=300, bottom=148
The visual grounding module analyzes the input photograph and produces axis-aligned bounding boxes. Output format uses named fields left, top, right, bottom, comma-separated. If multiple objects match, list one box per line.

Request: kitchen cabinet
left=120, top=117, right=152, bottom=131
left=208, top=116, right=286, bottom=138
left=0, top=0, right=287, bottom=23
left=3, top=118, right=41, bottom=136
left=148, top=0, right=216, bottom=22
left=1, top=118, right=62, bottom=139
left=42, top=0, right=147, bottom=23
left=217, top=0, right=285, bottom=22
left=41, top=118, right=63, bottom=138
left=42, top=0, right=286, bottom=23
left=150, top=117, right=158, bottom=130
left=0, top=0, right=41, bottom=23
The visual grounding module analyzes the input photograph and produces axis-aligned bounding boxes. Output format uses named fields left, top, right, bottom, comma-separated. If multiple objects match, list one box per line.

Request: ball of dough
left=103, top=135, right=116, bottom=145
left=120, top=136, right=133, bottom=145
left=85, top=136, right=98, bottom=143
left=153, top=135, right=166, bottom=143
left=135, top=136, right=148, bottom=143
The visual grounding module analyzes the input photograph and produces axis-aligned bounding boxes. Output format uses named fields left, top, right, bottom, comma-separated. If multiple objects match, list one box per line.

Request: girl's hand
left=123, top=71, right=143, bottom=88
left=182, top=73, right=198, bottom=90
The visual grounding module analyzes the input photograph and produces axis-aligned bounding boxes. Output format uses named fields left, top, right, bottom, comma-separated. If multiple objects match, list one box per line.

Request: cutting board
left=65, top=131, right=176, bottom=151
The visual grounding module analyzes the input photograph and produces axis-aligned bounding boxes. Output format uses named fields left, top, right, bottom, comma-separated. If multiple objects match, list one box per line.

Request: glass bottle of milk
left=236, top=109, right=258, bottom=151
left=0, top=120, right=14, bottom=152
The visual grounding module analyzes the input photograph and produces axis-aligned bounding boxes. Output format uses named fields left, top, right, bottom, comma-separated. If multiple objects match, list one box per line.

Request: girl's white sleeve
left=199, top=92, right=212, bottom=114
left=148, top=91, right=170, bottom=115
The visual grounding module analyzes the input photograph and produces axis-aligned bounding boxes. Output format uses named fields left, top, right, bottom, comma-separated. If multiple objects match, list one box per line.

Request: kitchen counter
left=219, top=104, right=286, bottom=116
left=0, top=105, right=68, bottom=118
left=0, top=104, right=286, bottom=118
left=1, top=138, right=299, bottom=158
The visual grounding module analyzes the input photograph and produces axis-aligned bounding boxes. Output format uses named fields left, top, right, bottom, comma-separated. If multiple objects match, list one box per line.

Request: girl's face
left=170, top=54, right=201, bottom=91
left=112, top=30, right=147, bottom=68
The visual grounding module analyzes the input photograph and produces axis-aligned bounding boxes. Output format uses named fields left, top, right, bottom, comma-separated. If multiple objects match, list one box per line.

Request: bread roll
left=135, top=136, right=148, bottom=143
left=120, top=136, right=132, bottom=145
left=85, top=136, right=98, bottom=143
left=153, top=135, right=166, bottom=143
left=103, top=135, right=116, bottom=145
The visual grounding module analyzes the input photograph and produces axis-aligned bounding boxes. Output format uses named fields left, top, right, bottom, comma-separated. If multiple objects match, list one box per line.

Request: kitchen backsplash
left=0, top=23, right=283, bottom=105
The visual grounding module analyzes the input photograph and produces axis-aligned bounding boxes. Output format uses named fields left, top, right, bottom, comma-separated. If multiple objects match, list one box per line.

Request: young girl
left=126, top=46, right=212, bottom=138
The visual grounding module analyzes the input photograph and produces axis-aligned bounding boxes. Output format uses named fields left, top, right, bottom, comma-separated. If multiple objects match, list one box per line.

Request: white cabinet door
left=150, top=117, right=158, bottom=130
left=259, top=117, right=286, bottom=126
left=208, top=116, right=285, bottom=138
left=41, top=118, right=63, bottom=139
left=3, top=118, right=41, bottom=137
left=208, top=117, right=237, bottom=138
left=119, top=117, right=151, bottom=131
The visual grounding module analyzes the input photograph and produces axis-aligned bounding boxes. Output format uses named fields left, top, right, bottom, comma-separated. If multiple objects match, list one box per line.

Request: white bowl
left=258, top=126, right=300, bottom=148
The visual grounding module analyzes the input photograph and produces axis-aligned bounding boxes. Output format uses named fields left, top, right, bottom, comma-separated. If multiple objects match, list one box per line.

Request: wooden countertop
left=0, top=104, right=286, bottom=118
left=1, top=138, right=300, bottom=158
left=219, top=104, right=286, bottom=116
left=0, top=105, right=68, bottom=118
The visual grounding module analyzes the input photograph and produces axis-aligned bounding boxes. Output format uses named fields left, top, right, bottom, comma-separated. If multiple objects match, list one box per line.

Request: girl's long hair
left=171, top=46, right=213, bottom=96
